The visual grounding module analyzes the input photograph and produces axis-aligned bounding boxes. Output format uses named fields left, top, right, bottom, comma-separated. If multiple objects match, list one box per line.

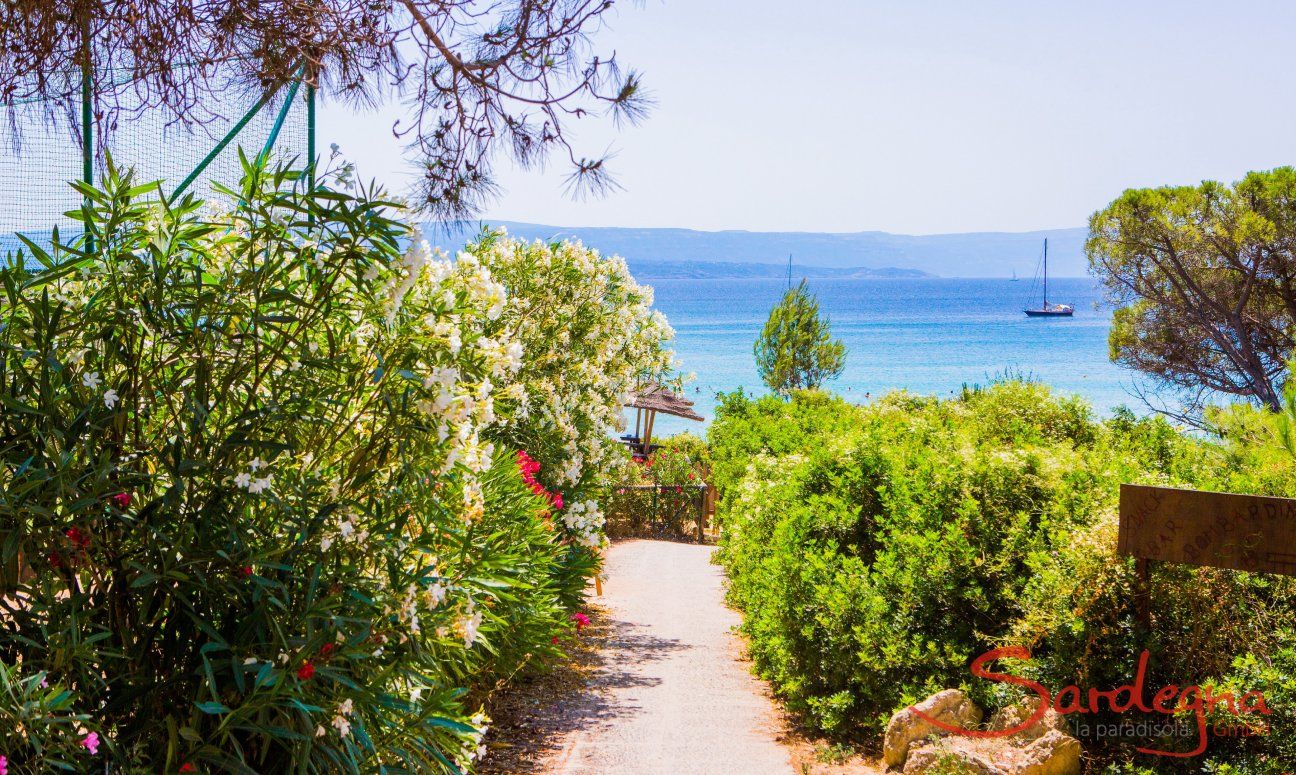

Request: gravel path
left=539, top=539, right=793, bottom=775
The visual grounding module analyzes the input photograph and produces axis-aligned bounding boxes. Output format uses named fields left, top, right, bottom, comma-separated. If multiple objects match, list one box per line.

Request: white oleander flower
left=426, top=581, right=447, bottom=608
left=461, top=607, right=484, bottom=647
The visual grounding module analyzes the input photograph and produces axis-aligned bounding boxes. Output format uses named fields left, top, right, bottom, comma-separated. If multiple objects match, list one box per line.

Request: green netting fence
left=0, top=63, right=314, bottom=257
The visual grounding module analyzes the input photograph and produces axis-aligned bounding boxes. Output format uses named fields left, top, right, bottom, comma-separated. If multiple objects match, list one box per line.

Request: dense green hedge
left=710, top=384, right=1296, bottom=771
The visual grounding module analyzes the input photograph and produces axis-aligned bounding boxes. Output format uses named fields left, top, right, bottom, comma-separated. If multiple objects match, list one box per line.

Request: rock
left=902, top=743, right=1001, bottom=774
left=898, top=716, right=1082, bottom=775
left=883, top=689, right=984, bottom=768
left=1016, top=730, right=1081, bottom=775
left=988, top=700, right=1069, bottom=742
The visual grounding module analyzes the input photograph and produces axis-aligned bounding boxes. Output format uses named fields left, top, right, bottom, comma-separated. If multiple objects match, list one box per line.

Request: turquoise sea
left=637, top=277, right=1129, bottom=437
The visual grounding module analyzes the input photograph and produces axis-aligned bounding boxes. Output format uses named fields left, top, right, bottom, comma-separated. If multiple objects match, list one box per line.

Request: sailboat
left=1024, top=238, right=1073, bottom=317
left=1010, top=268, right=1019, bottom=282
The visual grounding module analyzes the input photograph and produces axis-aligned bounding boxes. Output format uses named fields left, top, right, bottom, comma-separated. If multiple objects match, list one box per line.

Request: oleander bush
left=0, top=160, right=672, bottom=773
left=710, top=384, right=1296, bottom=771
left=463, top=229, right=675, bottom=498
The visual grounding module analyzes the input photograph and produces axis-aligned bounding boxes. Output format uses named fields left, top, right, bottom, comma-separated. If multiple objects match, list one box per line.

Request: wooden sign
left=1118, top=484, right=1296, bottom=576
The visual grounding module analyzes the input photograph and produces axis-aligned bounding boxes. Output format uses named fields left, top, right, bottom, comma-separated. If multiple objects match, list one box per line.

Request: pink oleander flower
left=110, top=492, right=132, bottom=509
left=83, top=731, right=100, bottom=755
left=552, top=493, right=563, bottom=510
left=297, top=661, right=315, bottom=680
left=1, top=754, right=8, bottom=775
left=571, top=612, right=590, bottom=631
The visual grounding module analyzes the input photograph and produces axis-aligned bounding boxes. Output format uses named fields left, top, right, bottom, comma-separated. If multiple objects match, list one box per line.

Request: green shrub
left=711, top=384, right=1296, bottom=770
left=708, top=388, right=862, bottom=508
left=0, top=161, right=669, bottom=772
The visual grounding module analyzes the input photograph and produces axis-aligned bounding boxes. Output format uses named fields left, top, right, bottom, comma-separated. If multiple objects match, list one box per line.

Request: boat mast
left=1043, top=238, right=1048, bottom=308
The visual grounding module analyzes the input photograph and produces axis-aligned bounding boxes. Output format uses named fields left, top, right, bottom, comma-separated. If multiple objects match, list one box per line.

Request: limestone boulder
left=902, top=743, right=1001, bottom=774
left=898, top=706, right=1081, bottom=775
left=1015, top=730, right=1082, bottom=775
left=988, top=700, right=1069, bottom=742
left=882, top=689, right=984, bottom=768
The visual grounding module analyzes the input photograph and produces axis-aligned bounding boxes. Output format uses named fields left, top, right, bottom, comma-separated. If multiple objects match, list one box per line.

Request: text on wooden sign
left=1118, top=483, right=1296, bottom=576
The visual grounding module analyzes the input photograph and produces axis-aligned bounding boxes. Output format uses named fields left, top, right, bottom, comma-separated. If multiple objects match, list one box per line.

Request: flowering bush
left=0, top=161, right=670, bottom=772
left=457, top=229, right=676, bottom=500
left=602, top=436, right=710, bottom=539
left=643, top=435, right=709, bottom=488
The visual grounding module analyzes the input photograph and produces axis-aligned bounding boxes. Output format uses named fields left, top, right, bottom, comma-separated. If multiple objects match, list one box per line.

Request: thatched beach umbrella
left=623, top=382, right=703, bottom=456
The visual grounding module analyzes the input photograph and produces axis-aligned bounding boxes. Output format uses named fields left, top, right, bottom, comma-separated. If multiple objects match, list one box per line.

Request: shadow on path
left=483, top=539, right=794, bottom=775
left=481, top=608, right=689, bottom=773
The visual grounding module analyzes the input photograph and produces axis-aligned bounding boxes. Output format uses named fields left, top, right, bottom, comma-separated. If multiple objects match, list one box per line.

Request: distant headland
left=433, top=220, right=1089, bottom=279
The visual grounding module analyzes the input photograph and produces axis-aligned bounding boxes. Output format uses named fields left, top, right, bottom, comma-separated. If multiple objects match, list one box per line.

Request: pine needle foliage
left=753, top=280, right=845, bottom=396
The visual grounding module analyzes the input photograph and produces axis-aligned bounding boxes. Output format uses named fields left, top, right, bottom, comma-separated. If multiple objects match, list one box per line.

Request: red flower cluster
left=64, top=527, right=90, bottom=550
left=296, top=661, right=315, bottom=680
left=516, top=450, right=563, bottom=510
left=571, top=612, right=590, bottom=631
left=109, top=492, right=132, bottom=509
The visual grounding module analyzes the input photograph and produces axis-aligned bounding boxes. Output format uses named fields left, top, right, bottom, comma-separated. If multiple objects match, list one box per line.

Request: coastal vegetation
left=754, top=279, right=846, bottom=396
left=7, top=5, right=1291, bottom=775
left=1088, top=167, right=1296, bottom=419
left=709, top=383, right=1296, bottom=772
left=0, top=162, right=672, bottom=772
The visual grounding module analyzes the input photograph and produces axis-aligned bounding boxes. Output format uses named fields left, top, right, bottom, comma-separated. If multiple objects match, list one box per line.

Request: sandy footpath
left=538, top=539, right=793, bottom=775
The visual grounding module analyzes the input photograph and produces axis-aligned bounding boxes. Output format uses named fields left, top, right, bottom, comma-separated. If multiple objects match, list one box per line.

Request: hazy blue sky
left=321, top=0, right=1296, bottom=235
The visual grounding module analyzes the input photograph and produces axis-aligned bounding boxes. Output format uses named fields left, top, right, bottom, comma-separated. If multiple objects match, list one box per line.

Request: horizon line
left=440, top=219, right=1088, bottom=240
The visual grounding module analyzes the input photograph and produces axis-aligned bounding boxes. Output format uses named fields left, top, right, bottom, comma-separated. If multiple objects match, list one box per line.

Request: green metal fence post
left=307, top=81, right=316, bottom=191
left=80, top=65, right=92, bottom=189
left=170, top=62, right=308, bottom=203
left=256, top=73, right=303, bottom=166
left=306, top=79, right=316, bottom=226
left=168, top=92, right=272, bottom=202
left=80, top=14, right=94, bottom=251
